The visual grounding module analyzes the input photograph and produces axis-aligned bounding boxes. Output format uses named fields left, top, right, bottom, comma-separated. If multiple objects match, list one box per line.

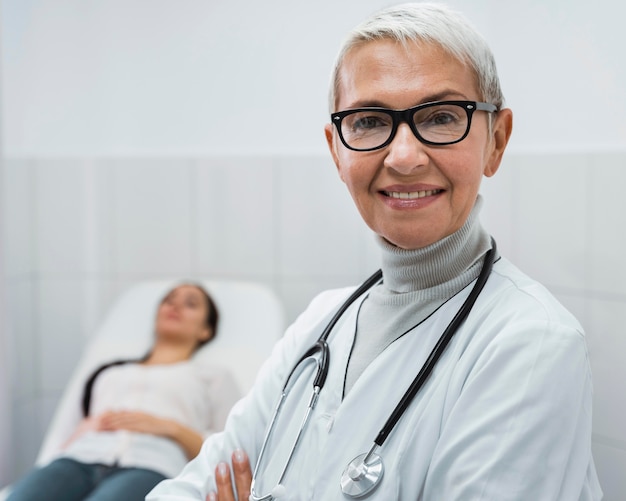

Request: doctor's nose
left=383, top=123, right=429, bottom=175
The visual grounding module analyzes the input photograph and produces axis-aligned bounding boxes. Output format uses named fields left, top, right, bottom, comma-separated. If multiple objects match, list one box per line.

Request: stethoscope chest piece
left=340, top=451, right=384, bottom=498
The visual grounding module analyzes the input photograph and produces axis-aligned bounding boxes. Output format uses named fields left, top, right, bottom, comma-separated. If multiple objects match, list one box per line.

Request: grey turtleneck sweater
left=344, top=196, right=493, bottom=394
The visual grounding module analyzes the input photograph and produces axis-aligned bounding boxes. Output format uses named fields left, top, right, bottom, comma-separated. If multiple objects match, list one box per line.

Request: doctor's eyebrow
left=344, top=90, right=473, bottom=110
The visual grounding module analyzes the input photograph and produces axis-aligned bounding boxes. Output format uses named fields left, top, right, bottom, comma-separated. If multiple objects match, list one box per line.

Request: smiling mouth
left=382, top=189, right=443, bottom=200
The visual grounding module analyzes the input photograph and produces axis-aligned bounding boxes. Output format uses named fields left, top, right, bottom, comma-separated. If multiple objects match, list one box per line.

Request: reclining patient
left=8, top=283, right=241, bottom=501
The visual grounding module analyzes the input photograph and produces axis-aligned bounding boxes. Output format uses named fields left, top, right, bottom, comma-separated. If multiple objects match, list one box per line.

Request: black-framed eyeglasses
left=330, top=100, right=498, bottom=152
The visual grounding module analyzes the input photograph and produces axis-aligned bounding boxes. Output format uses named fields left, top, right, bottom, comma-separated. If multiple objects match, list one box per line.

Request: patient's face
left=155, top=285, right=211, bottom=346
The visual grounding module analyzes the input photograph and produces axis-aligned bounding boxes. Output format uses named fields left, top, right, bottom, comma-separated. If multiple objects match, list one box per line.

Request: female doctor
left=148, top=3, right=602, bottom=500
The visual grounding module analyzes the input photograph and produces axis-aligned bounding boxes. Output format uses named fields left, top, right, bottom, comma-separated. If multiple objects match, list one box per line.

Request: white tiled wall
left=513, top=154, right=591, bottom=291
left=194, top=157, right=277, bottom=277
left=112, top=159, right=195, bottom=276
left=35, top=160, right=93, bottom=274
left=588, top=154, right=626, bottom=297
left=3, top=152, right=626, bottom=500
left=2, top=159, right=34, bottom=277
left=588, top=298, right=626, bottom=446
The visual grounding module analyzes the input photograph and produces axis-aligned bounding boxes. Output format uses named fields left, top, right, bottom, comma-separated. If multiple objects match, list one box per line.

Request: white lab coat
left=147, top=258, right=603, bottom=500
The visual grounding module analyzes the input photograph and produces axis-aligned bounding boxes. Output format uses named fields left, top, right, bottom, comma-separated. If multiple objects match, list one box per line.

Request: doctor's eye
left=345, top=112, right=392, bottom=135
left=414, top=105, right=466, bottom=130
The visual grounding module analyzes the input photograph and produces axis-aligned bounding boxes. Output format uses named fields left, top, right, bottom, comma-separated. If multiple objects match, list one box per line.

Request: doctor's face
left=325, top=40, right=512, bottom=250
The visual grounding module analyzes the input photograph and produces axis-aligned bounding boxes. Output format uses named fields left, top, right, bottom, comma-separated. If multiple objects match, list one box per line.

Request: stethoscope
left=249, top=240, right=497, bottom=500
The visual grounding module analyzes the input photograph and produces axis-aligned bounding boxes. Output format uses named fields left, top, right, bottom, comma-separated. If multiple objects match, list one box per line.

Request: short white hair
left=328, top=2, right=505, bottom=112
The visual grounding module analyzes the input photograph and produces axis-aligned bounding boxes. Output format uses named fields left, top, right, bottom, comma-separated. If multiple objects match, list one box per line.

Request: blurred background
left=1, top=0, right=625, bottom=498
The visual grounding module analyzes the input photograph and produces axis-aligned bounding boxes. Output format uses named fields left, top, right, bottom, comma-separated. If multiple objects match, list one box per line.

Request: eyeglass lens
left=339, top=102, right=471, bottom=150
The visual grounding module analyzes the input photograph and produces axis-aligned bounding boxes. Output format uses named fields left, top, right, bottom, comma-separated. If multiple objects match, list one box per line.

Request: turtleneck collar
left=376, top=195, right=492, bottom=294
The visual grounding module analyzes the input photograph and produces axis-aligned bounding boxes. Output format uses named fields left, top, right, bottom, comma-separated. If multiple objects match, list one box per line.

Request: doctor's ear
left=484, top=108, right=513, bottom=178
left=324, top=123, right=345, bottom=182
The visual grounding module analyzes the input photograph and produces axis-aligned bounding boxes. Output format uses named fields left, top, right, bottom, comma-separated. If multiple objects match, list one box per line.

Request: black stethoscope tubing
left=251, top=239, right=497, bottom=499
left=282, top=267, right=384, bottom=392
left=373, top=238, right=496, bottom=446
left=284, top=238, right=496, bottom=449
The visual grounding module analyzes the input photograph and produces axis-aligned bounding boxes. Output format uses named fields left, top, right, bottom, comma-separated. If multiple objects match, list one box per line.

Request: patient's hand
left=66, top=412, right=162, bottom=446
left=66, top=411, right=205, bottom=460
left=206, top=450, right=252, bottom=501
left=98, top=410, right=169, bottom=435
left=97, top=410, right=205, bottom=459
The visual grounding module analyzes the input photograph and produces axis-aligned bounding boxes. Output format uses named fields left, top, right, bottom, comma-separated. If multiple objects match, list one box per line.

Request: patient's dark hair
left=81, top=283, right=219, bottom=417
left=191, top=282, right=220, bottom=347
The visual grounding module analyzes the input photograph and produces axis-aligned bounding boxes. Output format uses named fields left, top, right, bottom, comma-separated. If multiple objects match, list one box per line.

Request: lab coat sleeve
left=422, top=315, right=596, bottom=500
left=146, top=287, right=354, bottom=500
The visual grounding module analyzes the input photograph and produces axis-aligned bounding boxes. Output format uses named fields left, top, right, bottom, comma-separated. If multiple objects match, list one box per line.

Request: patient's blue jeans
left=7, top=457, right=167, bottom=501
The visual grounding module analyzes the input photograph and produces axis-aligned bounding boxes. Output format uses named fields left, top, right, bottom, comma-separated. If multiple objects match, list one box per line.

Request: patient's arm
left=99, top=410, right=204, bottom=460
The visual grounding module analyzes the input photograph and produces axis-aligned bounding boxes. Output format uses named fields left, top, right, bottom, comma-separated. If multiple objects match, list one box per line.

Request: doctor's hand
left=206, top=449, right=252, bottom=501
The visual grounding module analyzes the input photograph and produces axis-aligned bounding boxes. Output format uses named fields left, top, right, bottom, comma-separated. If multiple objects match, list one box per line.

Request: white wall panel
left=480, top=155, right=517, bottom=260
left=513, top=153, right=589, bottom=292
left=90, top=277, right=138, bottom=337
left=3, top=1, right=626, bottom=156
left=37, top=278, right=88, bottom=393
left=194, top=158, right=275, bottom=277
left=10, top=399, right=42, bottom=479
left=2, top=158, right=33, bottom=277
left=277, top=156, right=366, bottom=278
left=35, top=159, right=92, bottom=274
left=111, top=159, right=193, bottom=275
left=588, top=154, right=626, bottom=296
left=86, top=160, right=115, bottom=276
left=587, top=298, right=626, bottom=445
left=5, top=279, right=37, bottom=400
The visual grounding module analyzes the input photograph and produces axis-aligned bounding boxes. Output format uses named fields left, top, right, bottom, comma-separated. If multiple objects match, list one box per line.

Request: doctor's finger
left=231, top=449, right=252, bottom=500
left=214, top=462, right=236, bottom=501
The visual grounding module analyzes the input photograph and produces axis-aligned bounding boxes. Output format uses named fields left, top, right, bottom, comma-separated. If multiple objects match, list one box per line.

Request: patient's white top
left=61, top=360, right=240, bottom=477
